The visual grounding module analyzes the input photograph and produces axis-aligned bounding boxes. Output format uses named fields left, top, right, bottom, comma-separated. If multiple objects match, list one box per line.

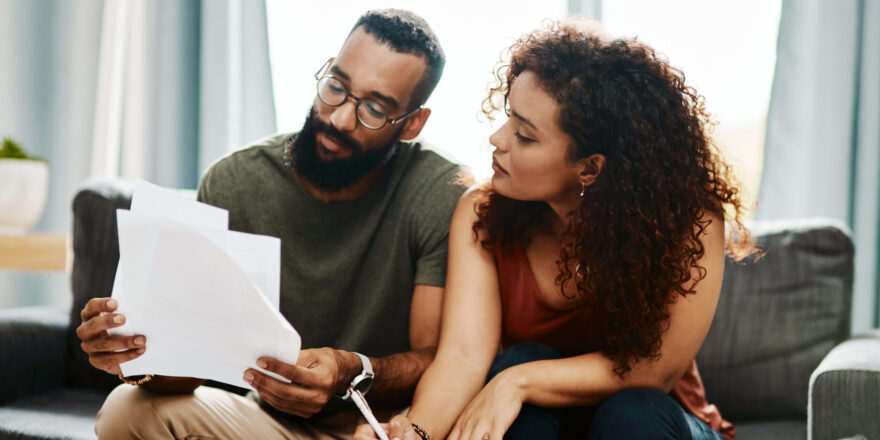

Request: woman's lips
left=492, top=157, right=509, bottom=175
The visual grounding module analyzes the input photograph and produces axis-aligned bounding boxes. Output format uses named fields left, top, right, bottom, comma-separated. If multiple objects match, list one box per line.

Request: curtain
left=0, top=0, right=276, bottom=308
left=758, top=0, right=880, bottom=333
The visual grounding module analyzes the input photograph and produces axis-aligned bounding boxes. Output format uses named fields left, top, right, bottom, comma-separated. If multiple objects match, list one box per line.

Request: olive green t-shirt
left=196, top=132, right=464, bottom=357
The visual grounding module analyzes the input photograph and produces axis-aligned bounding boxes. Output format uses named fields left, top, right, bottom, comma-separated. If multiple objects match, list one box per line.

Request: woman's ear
left=578, top=154, right=606, bottom=186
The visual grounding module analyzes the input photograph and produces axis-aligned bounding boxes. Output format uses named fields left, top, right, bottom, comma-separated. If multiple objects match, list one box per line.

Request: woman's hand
left=448, top=371, right=525, bottom=440
left=353, top=414, right=416, bottom=440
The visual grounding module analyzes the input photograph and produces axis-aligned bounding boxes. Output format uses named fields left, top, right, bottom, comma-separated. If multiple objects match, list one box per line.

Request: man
left=78, top=9, right=465, bottom=439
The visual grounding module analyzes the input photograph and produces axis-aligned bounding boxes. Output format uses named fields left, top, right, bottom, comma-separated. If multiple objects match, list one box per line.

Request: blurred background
left=0, top=0, right=877, bottom=333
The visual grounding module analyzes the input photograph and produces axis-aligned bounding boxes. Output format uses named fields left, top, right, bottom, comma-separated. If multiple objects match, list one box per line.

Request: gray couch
left=0, top=179, right=877, bottom=439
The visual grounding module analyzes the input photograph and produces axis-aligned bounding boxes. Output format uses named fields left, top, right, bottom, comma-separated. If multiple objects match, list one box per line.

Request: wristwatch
left=337, top=352, right=374, bottom=400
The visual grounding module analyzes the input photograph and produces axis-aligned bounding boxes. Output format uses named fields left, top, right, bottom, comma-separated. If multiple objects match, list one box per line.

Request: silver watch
left=337, top=352, right=374, bottom=400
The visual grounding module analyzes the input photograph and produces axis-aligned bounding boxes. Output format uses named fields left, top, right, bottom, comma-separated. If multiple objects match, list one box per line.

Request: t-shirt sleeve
left=411, top=167, right=468, bottom=287
left=196, top=167, right=213, bottom=204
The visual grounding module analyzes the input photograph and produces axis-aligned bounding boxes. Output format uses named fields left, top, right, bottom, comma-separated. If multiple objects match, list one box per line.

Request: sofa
left=0, top=178, right=877, bottom=439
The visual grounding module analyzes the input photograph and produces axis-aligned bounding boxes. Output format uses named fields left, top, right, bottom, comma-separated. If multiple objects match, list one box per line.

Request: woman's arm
left=447, top=212, right=726, bottom=439
left=402, top=188, right=504, bottom=439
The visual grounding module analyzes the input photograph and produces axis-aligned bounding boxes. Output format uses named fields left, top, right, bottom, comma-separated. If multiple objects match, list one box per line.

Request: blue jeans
left=488, top=343, right=724, bottom=440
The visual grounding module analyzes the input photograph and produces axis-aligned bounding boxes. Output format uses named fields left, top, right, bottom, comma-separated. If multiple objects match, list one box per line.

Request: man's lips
left=492, top=157, right=509, bottom=175
left=319, top=133, right=350, bottom=153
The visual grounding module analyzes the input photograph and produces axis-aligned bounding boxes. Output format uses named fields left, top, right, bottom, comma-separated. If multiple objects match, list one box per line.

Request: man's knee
left=95, top=384, right=197, bottom=439
left=489, top=343, right=562, bottom=379
left=589, top=388, right=691, bottom=440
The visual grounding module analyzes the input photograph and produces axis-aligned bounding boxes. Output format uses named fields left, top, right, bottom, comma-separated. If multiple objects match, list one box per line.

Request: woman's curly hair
left=474, top=19, right=757, bottom=378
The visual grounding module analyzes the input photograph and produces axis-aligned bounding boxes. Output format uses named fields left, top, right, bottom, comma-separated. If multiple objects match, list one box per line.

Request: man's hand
left=75, top=297, right=146, bottom=375
left=244, top=347, right=360, bottom=418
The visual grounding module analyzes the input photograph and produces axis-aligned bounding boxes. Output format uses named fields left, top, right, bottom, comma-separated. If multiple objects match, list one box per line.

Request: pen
left=348, top=385, right=390, bottom=440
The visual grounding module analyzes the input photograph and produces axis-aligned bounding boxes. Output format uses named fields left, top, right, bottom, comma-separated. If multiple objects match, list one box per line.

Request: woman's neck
left=545, top=194, right=581, bottom=238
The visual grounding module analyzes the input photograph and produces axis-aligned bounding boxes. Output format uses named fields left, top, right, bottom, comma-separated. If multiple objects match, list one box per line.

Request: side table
left=0, top=233, right=70, bottom=272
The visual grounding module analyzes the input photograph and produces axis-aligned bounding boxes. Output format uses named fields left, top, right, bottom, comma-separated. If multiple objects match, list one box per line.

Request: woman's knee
left=589, top=388, right=692, bottom=440
left=489, top=343, right=562, bottom=378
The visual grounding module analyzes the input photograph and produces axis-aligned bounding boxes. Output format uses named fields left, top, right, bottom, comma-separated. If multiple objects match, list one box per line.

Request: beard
left=285, top=109, right=400, bottom=192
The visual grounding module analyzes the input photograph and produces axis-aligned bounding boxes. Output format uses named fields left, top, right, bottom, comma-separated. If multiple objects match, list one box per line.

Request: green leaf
left=0, top=137, right=45, bottom=161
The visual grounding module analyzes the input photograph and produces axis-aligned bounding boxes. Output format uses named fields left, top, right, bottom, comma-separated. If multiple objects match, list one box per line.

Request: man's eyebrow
left=329, top=65, right=400, bottom=110
left=511, top=110, right=538, bottom=132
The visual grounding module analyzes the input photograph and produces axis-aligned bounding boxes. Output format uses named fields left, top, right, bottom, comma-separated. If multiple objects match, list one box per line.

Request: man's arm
left=359, top=283, right=443, bottom=406
left=245, top=284, right=444, bottom=416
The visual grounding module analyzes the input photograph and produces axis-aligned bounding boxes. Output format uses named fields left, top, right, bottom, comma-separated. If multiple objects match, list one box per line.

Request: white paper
left=109, top=179, right=298, bottom=389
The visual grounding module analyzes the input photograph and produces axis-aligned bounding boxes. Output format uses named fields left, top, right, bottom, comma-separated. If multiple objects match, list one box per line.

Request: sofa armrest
left=0, top=306, right=69, bottom=404
left=808, top=330, right=880, bottom=440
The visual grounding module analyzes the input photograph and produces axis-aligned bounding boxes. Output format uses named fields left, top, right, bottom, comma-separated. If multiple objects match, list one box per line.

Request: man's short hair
left=352, top=9, right=445, bottom=110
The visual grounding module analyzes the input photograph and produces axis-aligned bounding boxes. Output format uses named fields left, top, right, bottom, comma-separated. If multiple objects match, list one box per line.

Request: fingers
left=80, top=297, right=117, bottom=321
left=256, top=357, right=298, bottom=381
left=245, top=369, right=326, bottom=417
left=490, top=424, right=505, bottom=440
left=388, top=415, right=414, bottom=440
left=76, top=309, right=126, bottom=341
left=450, top=418, right=497, bottom=440
left=260, top=354, right=335, bottom=391
left=80, top=334, right=145, bottom=355
left=253, top=386, right=314, bottom=418
left=88, top=348, right=146, bottom=375
left=353, top=423, right=380, bottom=440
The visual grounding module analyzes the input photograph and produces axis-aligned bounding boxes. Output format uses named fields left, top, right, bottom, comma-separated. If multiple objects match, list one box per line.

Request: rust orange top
left=494, top=241, right=735, bottom=440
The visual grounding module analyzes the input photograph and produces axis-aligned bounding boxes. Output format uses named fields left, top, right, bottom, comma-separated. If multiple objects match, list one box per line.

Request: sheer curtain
left=758, top=0, right=880, bottom=333
left=0, top=0, right=276, bottom=309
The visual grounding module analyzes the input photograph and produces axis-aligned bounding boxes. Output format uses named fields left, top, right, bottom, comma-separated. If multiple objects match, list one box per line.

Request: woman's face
left=489, top=71, right=583, bottom=204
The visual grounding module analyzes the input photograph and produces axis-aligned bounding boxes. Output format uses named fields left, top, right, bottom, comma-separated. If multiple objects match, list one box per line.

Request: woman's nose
left=489, top=128, right=508, bottom=152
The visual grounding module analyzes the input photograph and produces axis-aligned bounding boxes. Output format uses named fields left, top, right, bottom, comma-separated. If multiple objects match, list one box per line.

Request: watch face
left=353, top=376, right=374, bottom=394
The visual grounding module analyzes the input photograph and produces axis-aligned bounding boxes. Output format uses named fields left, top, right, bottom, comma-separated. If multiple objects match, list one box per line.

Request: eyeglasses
left=314, top=58, right=420, bottom=130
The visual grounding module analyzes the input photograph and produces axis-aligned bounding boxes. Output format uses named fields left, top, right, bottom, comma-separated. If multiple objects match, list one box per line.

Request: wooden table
left=0, top=233, right=71, bottom=272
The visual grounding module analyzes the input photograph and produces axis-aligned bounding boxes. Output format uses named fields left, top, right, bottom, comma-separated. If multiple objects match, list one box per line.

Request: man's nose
left=329, top=98, right=358, bottom=132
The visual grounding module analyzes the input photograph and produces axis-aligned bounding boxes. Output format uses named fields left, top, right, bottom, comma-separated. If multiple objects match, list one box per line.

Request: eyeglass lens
left=317, top=76, right=389, bottom=129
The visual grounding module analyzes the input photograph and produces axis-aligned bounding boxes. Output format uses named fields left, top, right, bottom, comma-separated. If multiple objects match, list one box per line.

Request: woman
left=357, top=19, right=754, bottom=440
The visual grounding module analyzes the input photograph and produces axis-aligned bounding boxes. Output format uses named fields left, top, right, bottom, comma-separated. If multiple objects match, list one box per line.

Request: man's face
left=289, top=27, right=428, bottom=191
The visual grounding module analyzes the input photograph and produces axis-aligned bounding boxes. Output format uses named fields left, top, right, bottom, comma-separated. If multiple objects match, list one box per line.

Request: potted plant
left=0, top=137, right=49, bottom=235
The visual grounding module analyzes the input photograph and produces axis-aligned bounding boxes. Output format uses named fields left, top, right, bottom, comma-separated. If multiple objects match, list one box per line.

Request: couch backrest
left=696, top=218, right=854, bottom=422
left=66, top=178, right=133, bottom=391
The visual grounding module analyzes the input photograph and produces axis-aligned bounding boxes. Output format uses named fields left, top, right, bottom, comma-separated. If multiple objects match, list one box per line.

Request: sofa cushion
left=0, top=307, right=68, bottom=405
left=67, top=178, right=133, bottom=393
left=0, top=389, right=104, bottom=440
left=696, top=218, right=854, bottom=421
left=733, top=420, right=805, bottom=440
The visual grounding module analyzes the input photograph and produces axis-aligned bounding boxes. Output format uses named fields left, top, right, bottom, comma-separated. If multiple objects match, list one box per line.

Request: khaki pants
left=95, top=384, right=378, bottom=440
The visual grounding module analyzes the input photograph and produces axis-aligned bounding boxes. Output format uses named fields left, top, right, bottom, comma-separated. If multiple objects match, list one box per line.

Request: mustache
left=312, top=115, right=363, bottom=153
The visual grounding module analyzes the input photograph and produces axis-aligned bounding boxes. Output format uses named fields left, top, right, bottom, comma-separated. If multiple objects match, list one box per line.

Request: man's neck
left=295, top=163, right=389, bottom=203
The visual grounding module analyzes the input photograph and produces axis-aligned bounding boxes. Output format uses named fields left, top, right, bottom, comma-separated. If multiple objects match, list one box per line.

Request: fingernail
left=113, top=315, right=124, bottom=324
left=134, top=336, right=145, bottom=346
left=107, top=299, right=117, bottom=309
left=257, top=360, right=267, bottom=369
left=136, top=347, right=145, bottom=354
left=244, top=372, right=254, bottom=382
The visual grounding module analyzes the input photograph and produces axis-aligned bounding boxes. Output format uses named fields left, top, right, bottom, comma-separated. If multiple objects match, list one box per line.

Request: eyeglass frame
left=313, top=58, right=422, bottom=130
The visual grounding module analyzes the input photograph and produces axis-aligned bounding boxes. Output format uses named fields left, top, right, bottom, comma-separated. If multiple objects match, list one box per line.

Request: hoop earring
left=579, top=181, right=586, bottom=197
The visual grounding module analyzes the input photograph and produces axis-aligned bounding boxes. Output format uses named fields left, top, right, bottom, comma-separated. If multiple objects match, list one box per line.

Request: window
left=267, top=1, right=781, bottom=208
left=266, top=0, right=567, bottom=181
left=602, top=0, right=782, bottom=214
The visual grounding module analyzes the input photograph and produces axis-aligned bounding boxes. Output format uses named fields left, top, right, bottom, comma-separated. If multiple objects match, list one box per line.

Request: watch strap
left=337, top=352, right=373, bottom=400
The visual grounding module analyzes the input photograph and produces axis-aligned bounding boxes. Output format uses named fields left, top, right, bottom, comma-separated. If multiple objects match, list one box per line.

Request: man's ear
left=398, top=108, right=431, bottom=141
left=578, top=154, right=606, bottom=187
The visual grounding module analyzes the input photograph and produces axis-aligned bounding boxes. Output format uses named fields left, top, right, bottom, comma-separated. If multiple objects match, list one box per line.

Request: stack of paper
left=108, top=179, right=300, bottom=390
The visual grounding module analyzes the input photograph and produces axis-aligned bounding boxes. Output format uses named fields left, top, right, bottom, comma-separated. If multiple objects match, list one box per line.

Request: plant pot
left=0, top=158, right=49, bottom=235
